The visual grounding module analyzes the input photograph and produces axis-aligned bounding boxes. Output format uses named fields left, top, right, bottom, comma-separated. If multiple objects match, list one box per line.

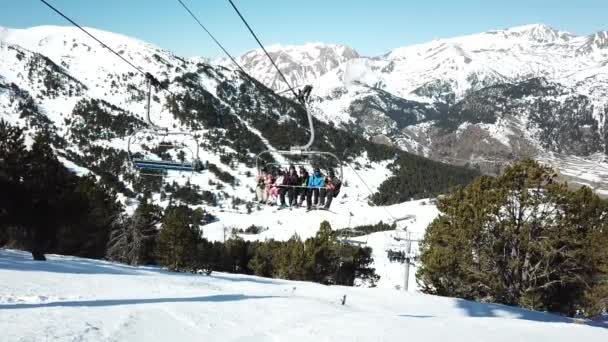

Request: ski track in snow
left=0, top=249, right=606, bottom=342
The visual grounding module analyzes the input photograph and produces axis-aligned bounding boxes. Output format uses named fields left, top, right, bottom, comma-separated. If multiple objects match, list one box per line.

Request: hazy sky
left=1, top=0, right=607, bottom=58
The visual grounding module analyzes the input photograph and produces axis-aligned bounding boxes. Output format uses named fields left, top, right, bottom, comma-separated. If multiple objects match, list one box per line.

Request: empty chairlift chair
left=127, top=73, right=202, bottom=177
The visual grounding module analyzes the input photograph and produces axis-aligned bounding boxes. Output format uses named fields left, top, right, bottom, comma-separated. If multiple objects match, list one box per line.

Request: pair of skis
left=272, top=205, right=336, bottom=214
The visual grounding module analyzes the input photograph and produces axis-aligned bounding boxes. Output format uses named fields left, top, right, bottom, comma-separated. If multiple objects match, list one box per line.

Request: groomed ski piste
left=1, top=249, right=607, bottom=342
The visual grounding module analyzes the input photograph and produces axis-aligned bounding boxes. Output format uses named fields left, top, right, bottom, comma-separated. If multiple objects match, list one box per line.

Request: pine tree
left=417, top=160, right=608, bottom=316
left=155, top=205, right=202, bottom=271
left=0, top=120, right=27, bottom=182
left=274, top=234, right=306, bottom=280
left=106, top=197, right=161, bottom=265
left=249, top=241, right=276, bottom=277
left=304, top=221, right=339, bottom=283
left=224, top=236, right=252, bottom=273
left=0, top=121, right=28, bottom=242
left=21, top=133, right=74, bottom=260
left=335, top=245, right=379, bottom=286
left=52, top=175, right=124, bottom=259
left=1, top=120, right=131, bottom=261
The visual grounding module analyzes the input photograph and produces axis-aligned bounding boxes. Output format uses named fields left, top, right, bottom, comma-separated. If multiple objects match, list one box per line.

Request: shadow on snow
left=454, top=298, right=607, bottom=329
left=0, top=250, right=285, bottom=286
left=0, top=249, right=147, bottom=275
left=209, top=273, right=282, bottom=285
left=0, top=294, right=283, bottom=310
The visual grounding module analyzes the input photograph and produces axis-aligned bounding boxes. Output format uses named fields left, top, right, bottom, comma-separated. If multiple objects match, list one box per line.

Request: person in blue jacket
left=306, top=167, right=325, bottom=211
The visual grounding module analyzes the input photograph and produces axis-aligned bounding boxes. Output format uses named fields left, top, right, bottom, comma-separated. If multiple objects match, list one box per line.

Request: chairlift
left=337, top=213, right=368, bottom=248
left=128, top=129, right=201, bottom=176
left=127, top=74, right=202, bottom=177
left=385, top=220, right=422, bottom=264
left=340, top=238, right=366, bottom=247
left=254, top=86, right=343, bottom=189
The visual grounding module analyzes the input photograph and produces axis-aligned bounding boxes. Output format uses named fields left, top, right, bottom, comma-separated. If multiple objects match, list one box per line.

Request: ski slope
left=0, top=249, right=606, bottom=341
left=203, top=197, right=438, bottom=290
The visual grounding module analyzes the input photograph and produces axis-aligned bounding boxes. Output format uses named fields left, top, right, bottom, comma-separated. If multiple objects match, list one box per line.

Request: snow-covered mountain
left=217, top=43, right=359, bottom=92
left=229, top=24, right=608, bottom=195
left=238, top=24, right=608, bottom=101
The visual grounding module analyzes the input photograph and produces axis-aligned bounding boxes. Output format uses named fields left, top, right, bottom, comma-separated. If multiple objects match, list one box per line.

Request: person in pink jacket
left=264, top=172, right=275, bottom=205
left=269, top=170, right=285, bottom=205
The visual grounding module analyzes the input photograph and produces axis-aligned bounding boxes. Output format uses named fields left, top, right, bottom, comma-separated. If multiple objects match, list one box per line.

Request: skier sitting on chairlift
left=297, top=166, right=309, bottom=207
left=280, top=165, right=299, bottom=207
left=264, top=170, right=275, bottom=205
left=256, top=167, right=268, bottom=203
left=320, top=169, right=341, bottom=210
left=306, top=167, right=325, bottom=211
left=269, top=170, right=285, bottom=205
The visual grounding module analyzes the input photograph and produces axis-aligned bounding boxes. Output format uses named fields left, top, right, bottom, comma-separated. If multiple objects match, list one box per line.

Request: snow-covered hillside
left=1, top=249, right=606, bottom=342
left=0, top=25, right=395, bottom=207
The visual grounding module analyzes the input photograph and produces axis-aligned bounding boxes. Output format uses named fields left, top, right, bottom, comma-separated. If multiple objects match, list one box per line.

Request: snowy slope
left=1, top=249, right=606, bottom=342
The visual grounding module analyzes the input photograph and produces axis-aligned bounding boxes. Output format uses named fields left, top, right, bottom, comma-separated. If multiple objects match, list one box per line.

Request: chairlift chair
left=255, top=86, right=343, bottom=190
left=128, top=129, right=201, bottom=176
left=127, top=74, right=202, bottom=177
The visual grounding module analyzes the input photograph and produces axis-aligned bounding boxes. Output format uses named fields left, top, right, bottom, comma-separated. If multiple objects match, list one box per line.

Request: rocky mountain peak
left=495, top=24, right=575, bottom=43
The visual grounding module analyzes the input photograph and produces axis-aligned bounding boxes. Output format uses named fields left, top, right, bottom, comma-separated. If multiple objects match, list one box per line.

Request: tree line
left=104, top=200, right=379, bottom=286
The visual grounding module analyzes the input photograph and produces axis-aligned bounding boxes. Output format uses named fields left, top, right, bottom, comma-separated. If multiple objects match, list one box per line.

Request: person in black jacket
left=296, top=166, right=309, bottom=207
left=280, top=165, right=299, bottom=207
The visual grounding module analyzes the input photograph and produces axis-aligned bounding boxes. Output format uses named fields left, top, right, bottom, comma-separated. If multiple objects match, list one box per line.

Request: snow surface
left=1, top=249, right=606, bottom=342
left=536, top=153, right=608, bottom=197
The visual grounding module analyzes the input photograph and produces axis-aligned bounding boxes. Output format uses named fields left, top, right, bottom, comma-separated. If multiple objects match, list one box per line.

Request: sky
left=1, top=0, right=607, bottom=58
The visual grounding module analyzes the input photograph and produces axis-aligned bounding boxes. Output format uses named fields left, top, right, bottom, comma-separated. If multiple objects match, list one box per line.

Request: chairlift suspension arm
left=144, top=74, right=166, bottom=132
left=291, top=85, right=315, bottom=151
